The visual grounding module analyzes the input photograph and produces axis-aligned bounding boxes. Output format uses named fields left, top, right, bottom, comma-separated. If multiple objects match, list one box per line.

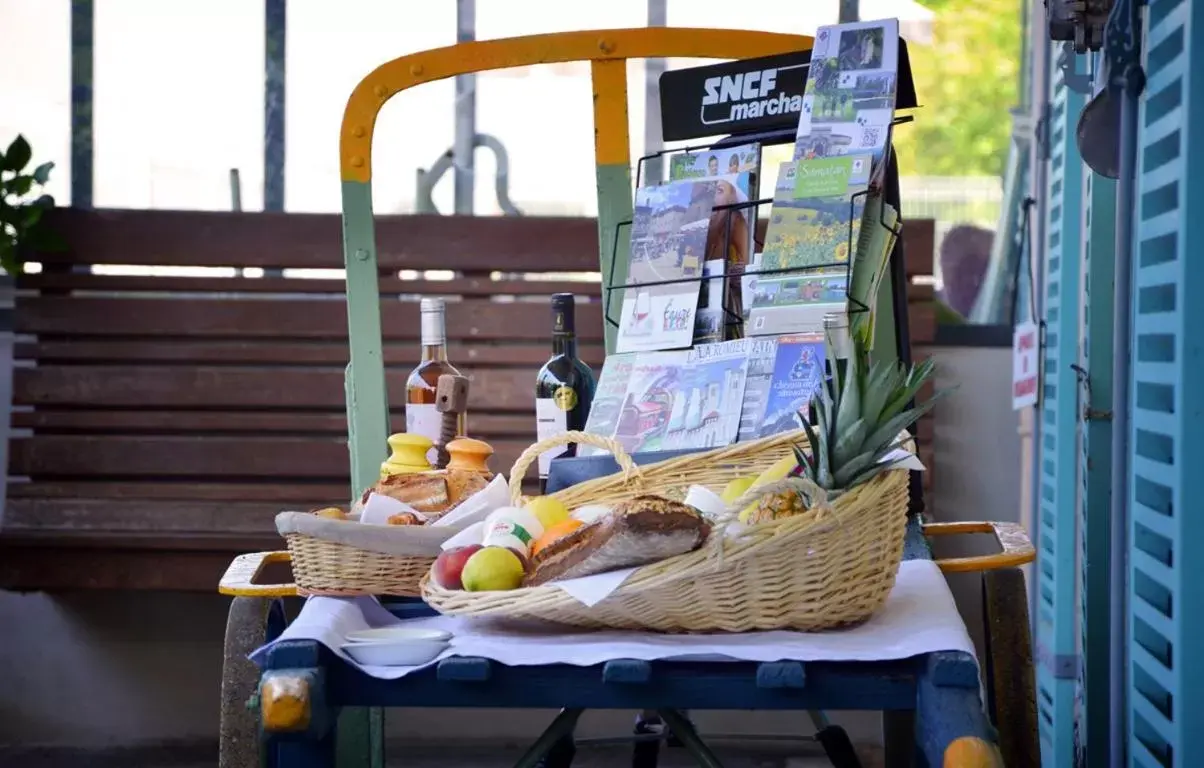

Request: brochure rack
left=605, top=128, right=909, bottom=336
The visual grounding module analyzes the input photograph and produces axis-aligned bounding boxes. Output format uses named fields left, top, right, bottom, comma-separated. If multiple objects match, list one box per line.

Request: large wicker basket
left=277, top=511, right=461, bottom=597
left=421, top=430, right=913, bottom=632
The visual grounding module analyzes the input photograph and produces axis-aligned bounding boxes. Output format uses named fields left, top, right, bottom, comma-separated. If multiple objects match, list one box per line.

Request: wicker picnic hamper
left=421, top=430, right=913, bottom=632
left=277, top=510, right=462, bottom=597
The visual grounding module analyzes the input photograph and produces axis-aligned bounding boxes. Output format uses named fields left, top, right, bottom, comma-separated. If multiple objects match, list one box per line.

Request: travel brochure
left=667, top=142, right=762, bottom=345
left=589, top=19, right=902, bottom=457
left=617, top=180, right=714, bottom=354
left=745, top=154, right=872, bottom=336
left=582, top=336, right=829, bottom=454
left=793, top=18, right=900, bottom=168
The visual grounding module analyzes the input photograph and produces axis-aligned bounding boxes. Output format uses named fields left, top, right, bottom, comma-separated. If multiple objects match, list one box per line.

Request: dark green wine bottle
left=534, top=294, right=597, bottom=491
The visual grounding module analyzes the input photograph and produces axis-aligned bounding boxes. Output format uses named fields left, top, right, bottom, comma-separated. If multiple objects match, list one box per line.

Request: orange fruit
left=530, top=519, right=585, bottom=558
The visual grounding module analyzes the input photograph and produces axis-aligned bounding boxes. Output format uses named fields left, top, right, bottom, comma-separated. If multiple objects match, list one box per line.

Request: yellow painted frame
left=337, top=28, right=814, bottom=183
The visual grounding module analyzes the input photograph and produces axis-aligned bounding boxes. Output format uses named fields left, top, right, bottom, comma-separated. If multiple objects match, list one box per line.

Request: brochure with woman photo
left=669, top=143, right=762, bottom=343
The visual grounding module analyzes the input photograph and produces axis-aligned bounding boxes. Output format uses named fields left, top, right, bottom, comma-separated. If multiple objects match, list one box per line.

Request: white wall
left=928, top=345, right=1025, bottom=661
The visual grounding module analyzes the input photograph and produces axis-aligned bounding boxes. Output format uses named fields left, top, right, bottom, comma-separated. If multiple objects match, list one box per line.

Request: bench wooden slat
left=2, top=498, right=285, bottom=536
left=39, top=208, right=601, bottom=272
left=0, top=547, right=269, bottom=591
left=6, top=480, right=350, bottom=503
left=14, top=339, right=606, bottom=367
left=15, top=297, right=609, bottom=341
left=19, top=274, right=603, bottom=297
left=9, top=435, right=531, bottom=479
left=10, top=410, right=537, bottom=437
left=11, top=407, right=932, bottom=442
left=14, top=367, right=545, bottom=411
left=15, top=296, right=929, bottom=345
left=42, top=209, right=936, bottom=278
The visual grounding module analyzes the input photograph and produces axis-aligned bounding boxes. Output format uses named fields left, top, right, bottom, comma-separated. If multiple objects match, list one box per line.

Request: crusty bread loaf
left=372, top=472, right=450, bottom=514
left=524, top=495, right=710, bottom=587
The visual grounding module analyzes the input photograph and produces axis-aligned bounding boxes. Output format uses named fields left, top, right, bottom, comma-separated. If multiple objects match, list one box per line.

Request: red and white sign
left=1012, top=320, right=1039, bottom=410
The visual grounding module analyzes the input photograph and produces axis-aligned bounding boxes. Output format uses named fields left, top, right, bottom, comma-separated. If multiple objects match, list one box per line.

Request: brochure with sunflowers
left=744, top=153, right=872, bottom=337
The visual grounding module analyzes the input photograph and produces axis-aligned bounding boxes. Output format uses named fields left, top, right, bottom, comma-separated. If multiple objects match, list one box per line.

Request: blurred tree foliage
left=892, top=0, right=1022, bottom=177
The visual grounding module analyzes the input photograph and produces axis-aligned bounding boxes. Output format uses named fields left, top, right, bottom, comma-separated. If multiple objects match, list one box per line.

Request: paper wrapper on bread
left=371, top=472, right=450, bottom=515
left=524, top=496, right=710, bottom=587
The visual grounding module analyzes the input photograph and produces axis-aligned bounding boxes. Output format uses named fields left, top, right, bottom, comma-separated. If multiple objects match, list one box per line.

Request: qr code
left=861, top=127, right=881, bottom=147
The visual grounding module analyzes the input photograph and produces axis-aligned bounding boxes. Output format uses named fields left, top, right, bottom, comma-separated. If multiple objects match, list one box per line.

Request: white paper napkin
left=359, top=493, right=423, bottom=526
left=432, top=474, right=510, bottom=528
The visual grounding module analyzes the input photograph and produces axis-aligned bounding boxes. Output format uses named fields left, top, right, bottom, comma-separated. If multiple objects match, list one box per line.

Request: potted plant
left=0, top=134, right=63, bottom=276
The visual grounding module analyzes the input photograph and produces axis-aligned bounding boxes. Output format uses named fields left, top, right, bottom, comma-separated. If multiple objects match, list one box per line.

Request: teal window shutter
left=1128, top=0, right=1199, bottom=763
left=1078, top=153, right=1118, bottom=768
left=1037, top=47, right=1086, bottom=768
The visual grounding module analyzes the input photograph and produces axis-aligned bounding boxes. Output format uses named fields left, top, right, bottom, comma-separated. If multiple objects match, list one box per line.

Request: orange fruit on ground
left=530, top=519, right=585, bottom=558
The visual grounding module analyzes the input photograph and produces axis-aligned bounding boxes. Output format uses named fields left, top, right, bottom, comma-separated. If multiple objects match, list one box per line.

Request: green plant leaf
left=2, top=135, right=32, bottom=173
left=31, top=161, right=54, bottom=185
left=27, top=224, right=67, bottom=252
left=835, top=339, right=861, bottom=438
left=0, top=240, right=17, bottom=276
left=9, top=175, right=33, bottom=197
left=20, top=204, right=45, bottom=228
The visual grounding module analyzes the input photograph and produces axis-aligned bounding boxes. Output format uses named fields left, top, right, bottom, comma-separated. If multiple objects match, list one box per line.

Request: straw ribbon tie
left=712, top=476, right=840, bottom=566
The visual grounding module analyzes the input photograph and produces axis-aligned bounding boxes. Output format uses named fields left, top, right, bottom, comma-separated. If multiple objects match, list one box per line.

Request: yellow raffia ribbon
left=711, top=476, right=843, bottom=566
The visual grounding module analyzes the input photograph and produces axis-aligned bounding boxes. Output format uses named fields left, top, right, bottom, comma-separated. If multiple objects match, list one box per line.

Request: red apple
left=432, top=545, right=483, bottom=589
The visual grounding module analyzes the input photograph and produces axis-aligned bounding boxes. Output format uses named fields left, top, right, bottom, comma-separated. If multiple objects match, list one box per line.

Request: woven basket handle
left=508, top=430, right=641, bottom=505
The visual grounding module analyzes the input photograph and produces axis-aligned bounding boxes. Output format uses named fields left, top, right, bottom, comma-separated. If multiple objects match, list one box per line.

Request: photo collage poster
left=793, top=18, right=900, bottom=169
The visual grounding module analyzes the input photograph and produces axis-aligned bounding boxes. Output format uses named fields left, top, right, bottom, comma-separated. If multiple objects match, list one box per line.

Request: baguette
left=524, top=496, right=710, bottom=586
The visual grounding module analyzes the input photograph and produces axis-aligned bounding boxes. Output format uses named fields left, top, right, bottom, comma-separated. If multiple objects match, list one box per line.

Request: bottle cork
left=445, top=437, right=494, bottom=474
left=381, top=433, right=435, bottom=478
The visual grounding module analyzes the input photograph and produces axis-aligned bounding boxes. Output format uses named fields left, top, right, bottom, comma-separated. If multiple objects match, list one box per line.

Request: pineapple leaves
left=862, top=387, right=952, bottom=456
left=814, top=391, right=834, bottom=488
left=832, top=416, right=868, bottom=469
left=799, top=327, right=951, bottom=494
left=834, top=343, right=861, bottom=440
left=861, top=360, right=902, bottom=428
left=880, top=357, right=938, bottom=424
left=798, top=423, right=819, bottom=478
left=832, top=434, right=914, bottom=489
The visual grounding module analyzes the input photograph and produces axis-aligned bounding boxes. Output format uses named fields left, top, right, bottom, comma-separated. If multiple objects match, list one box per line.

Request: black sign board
left=658, top=41, right=918, bottom=142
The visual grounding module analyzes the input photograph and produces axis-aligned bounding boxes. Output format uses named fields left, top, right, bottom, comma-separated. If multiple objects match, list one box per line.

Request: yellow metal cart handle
left=924, top=521, right=1035, bottom=574
left=219, top=551, right=298, bottom=598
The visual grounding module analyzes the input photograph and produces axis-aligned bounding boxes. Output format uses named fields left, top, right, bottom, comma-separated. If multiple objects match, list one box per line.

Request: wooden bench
left=0, top=208, right=937, bottom=592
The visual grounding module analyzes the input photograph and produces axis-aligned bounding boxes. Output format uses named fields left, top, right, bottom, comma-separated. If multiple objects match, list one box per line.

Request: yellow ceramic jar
left=380, top=433, right=434, bottom=478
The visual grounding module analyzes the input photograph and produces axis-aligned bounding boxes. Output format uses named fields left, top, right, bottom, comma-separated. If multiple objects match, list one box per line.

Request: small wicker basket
left=421, top=430, right=912, bottom=632
left=276, top=510, right=461, bottom=598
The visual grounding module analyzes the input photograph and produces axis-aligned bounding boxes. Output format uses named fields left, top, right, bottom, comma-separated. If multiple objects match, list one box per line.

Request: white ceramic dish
left=345, top=627, right=452, bottom=644
left=340, top=639, right=449, bottom=667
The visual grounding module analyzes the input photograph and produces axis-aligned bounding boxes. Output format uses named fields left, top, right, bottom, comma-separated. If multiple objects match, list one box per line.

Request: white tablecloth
left=250, top=559, right=975, bottom=681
